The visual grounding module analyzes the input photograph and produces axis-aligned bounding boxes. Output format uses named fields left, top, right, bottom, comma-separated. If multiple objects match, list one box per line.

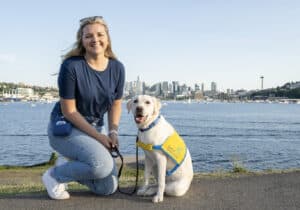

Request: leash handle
left=111, top=147, right=120, bottom=158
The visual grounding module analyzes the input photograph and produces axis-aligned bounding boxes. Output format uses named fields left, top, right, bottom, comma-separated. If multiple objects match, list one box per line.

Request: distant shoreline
left=1, top=98, right=300, bottom=104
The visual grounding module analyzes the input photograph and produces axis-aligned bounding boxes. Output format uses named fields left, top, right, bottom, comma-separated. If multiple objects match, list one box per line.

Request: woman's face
left=82, top=23, right=109, bottom=57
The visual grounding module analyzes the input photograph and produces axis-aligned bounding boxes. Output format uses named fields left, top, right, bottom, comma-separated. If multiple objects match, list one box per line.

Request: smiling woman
left=82, top=23, right=108, bottom=58
left=41, top=16, right=125, bottom=200
left=64, top=16, right=116, bottom=60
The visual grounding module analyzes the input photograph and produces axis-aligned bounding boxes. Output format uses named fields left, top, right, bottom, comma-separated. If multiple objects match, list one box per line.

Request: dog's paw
left=152, top=194, right=164, bottom=203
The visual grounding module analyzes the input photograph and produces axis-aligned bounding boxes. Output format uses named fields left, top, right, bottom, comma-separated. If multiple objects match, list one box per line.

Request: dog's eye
left=145, top=101, right=151, bottom=105
left=133, top=99, right=138, bottom=103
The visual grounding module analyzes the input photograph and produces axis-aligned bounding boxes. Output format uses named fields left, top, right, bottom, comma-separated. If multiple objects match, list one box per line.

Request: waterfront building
left=211, top=82, right=217, bottom=93
left=124, top=77, right=144, bottom=97
left=136, top=76, right=143, bottom=95
left=201, top=83, right=205, bottom=93
left=227, top=89, right=234, bottom=95
left=194, top=83, right=200, bottom=91
left=16, top=87, right=34, bottom=98
left=162, top=81, right=169, bottom=97
left=172, top=81, right=180, bottom=95
left=145, top=83, right=161, bottom=97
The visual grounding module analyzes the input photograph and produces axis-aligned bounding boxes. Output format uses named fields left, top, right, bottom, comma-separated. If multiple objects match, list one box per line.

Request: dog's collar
left=139, top=115, right=161, bottom=132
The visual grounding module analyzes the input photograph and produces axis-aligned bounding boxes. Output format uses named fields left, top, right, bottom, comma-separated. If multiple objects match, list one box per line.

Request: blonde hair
left=63, top=16, right=117, bottom=60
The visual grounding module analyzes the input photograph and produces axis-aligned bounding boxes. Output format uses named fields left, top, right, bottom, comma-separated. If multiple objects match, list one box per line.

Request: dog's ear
left=126, top=99, right=133, bottom=113
left=152, top=97, right=161, bottom=115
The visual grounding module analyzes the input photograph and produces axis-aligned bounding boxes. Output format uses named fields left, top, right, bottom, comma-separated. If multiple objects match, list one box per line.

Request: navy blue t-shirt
left=55, top=56, right=125, bottom=126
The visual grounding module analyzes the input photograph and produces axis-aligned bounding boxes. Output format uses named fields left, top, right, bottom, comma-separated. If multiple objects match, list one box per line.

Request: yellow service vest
left=137, top=131, right=187, bottom=176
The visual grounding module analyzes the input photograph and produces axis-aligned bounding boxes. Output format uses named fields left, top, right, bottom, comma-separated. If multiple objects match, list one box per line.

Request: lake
left=0, top=101, right=299, bottom=172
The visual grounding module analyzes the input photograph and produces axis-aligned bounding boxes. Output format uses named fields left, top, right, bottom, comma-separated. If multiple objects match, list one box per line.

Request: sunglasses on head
left=79, top=16, right=103, bottom=24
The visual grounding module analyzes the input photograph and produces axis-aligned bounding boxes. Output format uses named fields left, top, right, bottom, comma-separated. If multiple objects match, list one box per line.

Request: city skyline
left=0, top=1, right=299, bottom=91
left=2, top=75, right=298, bottom=92
left=125, top=76, right=266, bottom=92
left=1, top=80, right=300, bottom=102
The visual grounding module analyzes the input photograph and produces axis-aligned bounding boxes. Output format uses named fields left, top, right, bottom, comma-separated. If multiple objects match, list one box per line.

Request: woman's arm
left=107, top=99, right=122, bottom=148
left=60, top=98, right=112, bottom=150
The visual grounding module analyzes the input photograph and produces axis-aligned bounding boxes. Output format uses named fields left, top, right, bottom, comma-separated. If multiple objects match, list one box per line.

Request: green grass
left=0, top=169, right=143, bottom=196
left=0, top=152, right=58, bottom=171
left=232, top=160, right=248, bottom=173
left=0, top=156, right=144, bottom=196
left=0, top=165, right=49, bottom=171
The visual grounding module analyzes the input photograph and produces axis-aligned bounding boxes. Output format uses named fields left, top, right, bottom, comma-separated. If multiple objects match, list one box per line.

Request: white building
left=17, top=88, right=34, bottom=97
left=211, top=82, right=217, bottom=93
left=135, top=76, right=143, bottom=95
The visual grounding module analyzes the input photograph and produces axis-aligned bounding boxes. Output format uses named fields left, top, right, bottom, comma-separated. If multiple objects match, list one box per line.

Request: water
left=0, top=101, right=299, bottom=172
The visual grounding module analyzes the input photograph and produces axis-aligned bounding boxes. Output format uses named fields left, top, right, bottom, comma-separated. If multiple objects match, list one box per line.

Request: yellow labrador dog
left=127, top=95, right=193, bottom=203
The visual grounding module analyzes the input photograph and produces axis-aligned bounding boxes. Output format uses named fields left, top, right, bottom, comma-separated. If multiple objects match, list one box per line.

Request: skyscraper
left=172, top=81, right=179, bottom=94
left=194, top=83, right=200, bottom=91
left=211, top=82, right=217, bottom=93
left=136, top=76, right=143, bottom=95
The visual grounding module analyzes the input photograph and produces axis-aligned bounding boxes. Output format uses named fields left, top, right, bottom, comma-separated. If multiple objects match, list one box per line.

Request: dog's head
left=127, top=95, right=161, bottom=128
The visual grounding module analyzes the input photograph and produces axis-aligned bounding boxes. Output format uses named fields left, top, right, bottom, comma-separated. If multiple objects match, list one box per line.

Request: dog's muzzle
left=134, top=107, right=147, bottom=124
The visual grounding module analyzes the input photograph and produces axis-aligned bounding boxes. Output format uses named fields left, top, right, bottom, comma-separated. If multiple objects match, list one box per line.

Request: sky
left=0, top=0, right=299, bottom=91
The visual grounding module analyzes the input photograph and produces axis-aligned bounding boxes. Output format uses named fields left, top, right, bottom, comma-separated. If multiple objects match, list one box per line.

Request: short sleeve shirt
left=57, top=56, right=125, bottom=126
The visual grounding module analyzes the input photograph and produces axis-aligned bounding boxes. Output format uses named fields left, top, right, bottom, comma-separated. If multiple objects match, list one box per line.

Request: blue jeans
left=47, top=123, right=118, bottom=195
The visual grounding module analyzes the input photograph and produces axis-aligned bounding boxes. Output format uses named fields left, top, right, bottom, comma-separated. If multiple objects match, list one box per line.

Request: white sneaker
left=42, top=167, right=70, bottom=200
left=55, top=155, right=69, bottom=190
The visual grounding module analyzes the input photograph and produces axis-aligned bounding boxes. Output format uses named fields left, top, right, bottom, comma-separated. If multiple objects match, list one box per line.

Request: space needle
left=260, top=76, right=264, bottom=90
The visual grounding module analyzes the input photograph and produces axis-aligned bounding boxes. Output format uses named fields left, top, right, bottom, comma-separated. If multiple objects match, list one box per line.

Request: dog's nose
left=136, top=106, right=143, bottom=112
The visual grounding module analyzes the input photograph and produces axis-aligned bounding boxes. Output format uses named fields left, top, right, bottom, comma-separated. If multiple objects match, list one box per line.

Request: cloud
left=0, top=53, right=16, bottom=63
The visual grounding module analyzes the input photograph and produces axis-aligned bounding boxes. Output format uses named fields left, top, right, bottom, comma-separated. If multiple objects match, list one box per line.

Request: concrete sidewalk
left=0, top=171, right=299, bottom=210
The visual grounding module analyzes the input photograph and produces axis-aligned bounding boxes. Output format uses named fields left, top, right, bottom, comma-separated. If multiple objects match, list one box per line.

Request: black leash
left=111, top=136, right=139, bottom=195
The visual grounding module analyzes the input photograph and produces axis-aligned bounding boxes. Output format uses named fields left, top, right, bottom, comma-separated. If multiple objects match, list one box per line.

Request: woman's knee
left=93, top=175, right=118, bottom=195
left=89, top=158, right=114, bottom=179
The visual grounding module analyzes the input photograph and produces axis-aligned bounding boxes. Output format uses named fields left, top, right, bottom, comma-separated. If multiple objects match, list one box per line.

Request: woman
left=42, top=16, right=125, bottom=200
